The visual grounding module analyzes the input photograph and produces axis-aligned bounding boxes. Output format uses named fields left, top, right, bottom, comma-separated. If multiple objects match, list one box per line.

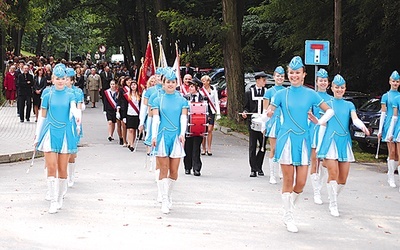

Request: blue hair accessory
left=66, top=68, right=76, bottom=77
left=332, top=74, right=346, bottom=86
left=156, top=67, right=164, bottom=75
left=316, top=68, right=328, bottom=79
left=390, top=70, right=400, bottom=81
left=53, top=63, right=66, bottom=78
left=274, top=66, right=285, bottom=75
left=164, top=68, right=177, bottom=81
left=288, top=56, right=304, bottom=70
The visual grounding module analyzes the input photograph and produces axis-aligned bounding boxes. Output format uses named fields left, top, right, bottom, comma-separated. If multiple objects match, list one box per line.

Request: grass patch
left=352, top=141, right=387, bottom=163
left=217, top=115, right=248, bottom=134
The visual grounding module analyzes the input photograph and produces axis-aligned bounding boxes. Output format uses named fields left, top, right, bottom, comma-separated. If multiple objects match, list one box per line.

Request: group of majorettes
left=262, top=56, right=370, bottom=233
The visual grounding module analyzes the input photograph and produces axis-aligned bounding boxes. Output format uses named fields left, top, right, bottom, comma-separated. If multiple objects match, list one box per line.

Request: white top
left=127, top=95, right=140, bottom=116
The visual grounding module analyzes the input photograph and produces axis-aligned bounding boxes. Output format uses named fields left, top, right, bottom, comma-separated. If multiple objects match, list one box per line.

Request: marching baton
left=260, top=130, right=267, bottom=152
left=375, top=140, right=380, bottom=159
left=133, top=135, right=140, bottom=152
left=26, top=150, right=36, bottom=174
left=238, top=112, right=259, bottom=115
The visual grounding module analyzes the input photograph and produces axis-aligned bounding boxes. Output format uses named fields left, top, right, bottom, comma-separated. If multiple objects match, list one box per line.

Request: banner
left=137, top=32, right=156, bottom=94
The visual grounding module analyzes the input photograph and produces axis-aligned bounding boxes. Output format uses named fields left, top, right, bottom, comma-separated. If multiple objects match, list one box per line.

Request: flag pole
left=148, top=31, right=156, bottom=72
left=175, top=41, right=182, bottom=90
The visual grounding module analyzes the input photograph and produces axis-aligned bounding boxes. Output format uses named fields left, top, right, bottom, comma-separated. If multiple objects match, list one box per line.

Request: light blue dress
left=317, top=98, right=355, bottom=162
left=381, top=90, right=400, bottom=142
left=392, top=95, right=400, bottom=142
left=271, top=86, right=323, bottom=166
left=310, top=92, right=332, bottom=148
left=70, top=86, right=84, bottom=145
left=144, top=87, right=165, bottom=146
left=37, top=87, right=78, bottom=154
left=152, top=92, right=189, bottom=157
left=263, top=85, right=285, bottom=138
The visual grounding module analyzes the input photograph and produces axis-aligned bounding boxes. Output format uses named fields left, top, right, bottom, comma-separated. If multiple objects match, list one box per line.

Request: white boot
left=337, top=184, right=345, bottom=196
left=68, top=163, right=76, bottom=187
left=45, top=178, right=52, bottom=201
left=269, top=158, right=277, bottom=184
left=57, top=178, right=68, bottom=210
left=282, top=192, right=298, bottom=233
left=290, top=192, right=301, bottom=208
left=327, top=181, right=339, bottom=217
left=154, top=168, right=160, bottom=183
left=167, top=178, right=175, bottom=209
left=156, top=180, right=162, bottom=203
left=387, top=160, right=396, bottom=187
left=160, top=178, right=170, bottom=214
left=311, top=173, right=323, bottom=205
left=48, top=177, right=58, bottom=214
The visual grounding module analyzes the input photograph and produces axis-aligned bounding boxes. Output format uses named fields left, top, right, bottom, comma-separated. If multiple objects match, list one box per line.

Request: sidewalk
left=0, top=102, right=42, bottom=163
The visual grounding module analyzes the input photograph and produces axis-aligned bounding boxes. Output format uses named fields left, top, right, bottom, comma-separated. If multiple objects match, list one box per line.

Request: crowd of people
left=3, top=52, right=399, bottom=233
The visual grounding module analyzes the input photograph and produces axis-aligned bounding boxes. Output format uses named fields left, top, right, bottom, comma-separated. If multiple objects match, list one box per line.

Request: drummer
left=242, top=72, right=268, bottom=177
left=183, top=78, right=207, bottom=176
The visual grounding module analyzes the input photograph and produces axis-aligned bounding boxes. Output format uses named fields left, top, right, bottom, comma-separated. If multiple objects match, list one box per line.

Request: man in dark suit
left=242, top=72, right=268, bottom=177
left=17, top=65, right=34, bottom=122
left=181, top=62, right=194, bottom=78
left=183, top=78, right=207, bottom=176
left=100, top=66, right=114, bottom=111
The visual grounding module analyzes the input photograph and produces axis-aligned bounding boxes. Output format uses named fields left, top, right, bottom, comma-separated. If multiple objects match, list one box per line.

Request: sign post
left=304, top=40, right=330, bottom=89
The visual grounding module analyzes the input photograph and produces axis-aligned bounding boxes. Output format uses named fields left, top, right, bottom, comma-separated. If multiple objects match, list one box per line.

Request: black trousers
left=248, top=129, right=266, bottom=172
left=18, top=94, right=32, bottom=121
left=184, top=136, right=203, bottom=171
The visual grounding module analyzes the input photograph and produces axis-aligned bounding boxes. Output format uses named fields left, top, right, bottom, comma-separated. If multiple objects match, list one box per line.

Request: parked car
left=350, top=98, right=386, bottom=153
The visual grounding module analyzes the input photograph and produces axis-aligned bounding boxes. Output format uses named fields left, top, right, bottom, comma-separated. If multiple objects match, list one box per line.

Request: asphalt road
left=0, top=107, right=399, bottom=249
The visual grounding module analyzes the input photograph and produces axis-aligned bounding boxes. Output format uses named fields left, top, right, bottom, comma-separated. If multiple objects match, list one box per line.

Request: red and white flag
left=137, top=32, right=156, bottom=94
left=172, top=42, right=184, bottom=94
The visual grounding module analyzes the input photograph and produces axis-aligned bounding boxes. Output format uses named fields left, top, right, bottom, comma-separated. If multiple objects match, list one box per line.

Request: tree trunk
left=222, top=0, right=245, bottom=121
left=1, top=27, right=5, bottom=73
left=334, top=0, right=342, bottom=74
left=137, top=0, right=148, bottom=65
left=154, top=0, right=170, bottom=63
left=35, top=29, right=44, bottom=56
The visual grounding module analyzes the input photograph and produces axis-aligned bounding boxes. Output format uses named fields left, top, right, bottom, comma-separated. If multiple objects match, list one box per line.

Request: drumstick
left=260, top=130, right=266, bottom=152
left=238, top=112, right=259, bottom=115
left=26, top=150, right=36, bottom=174
left=375, top=140, right=380, bottom=159
left=133, top=132, right=140, bottom=152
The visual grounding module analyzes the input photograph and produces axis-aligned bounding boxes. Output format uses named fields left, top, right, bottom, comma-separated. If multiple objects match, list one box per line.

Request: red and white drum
left=187, top=102, right=208, bottom=137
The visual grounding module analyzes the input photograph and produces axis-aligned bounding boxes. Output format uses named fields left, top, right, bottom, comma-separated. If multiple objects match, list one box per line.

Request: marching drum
left=187, top=102, right=208, bottom=137
left=250, top=114, right=263, bottom=132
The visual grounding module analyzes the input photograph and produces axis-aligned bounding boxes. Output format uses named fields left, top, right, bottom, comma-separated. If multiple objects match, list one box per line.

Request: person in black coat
left=100, top=66, right=114, bottom=111
left=183, top=78, right=207, bottom=176
left=116, top=76, right=132, bottom=147
left=32, top=68, right=47, bottom=122
left=241, top=72, right=268, bottom=177
left=17, top=65, right=34, bottom=122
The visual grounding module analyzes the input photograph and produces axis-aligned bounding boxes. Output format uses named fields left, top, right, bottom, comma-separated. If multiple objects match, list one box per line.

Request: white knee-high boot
left=282, top=192, right=298, bottom=233
left=160, top=178, right=170, bottom=214
left=269, top=158, right=277, bottom=184
left=68, top=163, right=76, bottom=187
left=327, top=180, right=339, bottom=217
left=57, top=178, right=68, bottom=210
left=167, top=178, right=175, bottom=209
left=290, top=191, right=301, bottom=208
left=337, top=184, right=345, bottom=196
left=48, top=177, right=58, bottom=214
left=387, top=160, right=396, bottom=187
left=310, top=173, right=323, bottom=205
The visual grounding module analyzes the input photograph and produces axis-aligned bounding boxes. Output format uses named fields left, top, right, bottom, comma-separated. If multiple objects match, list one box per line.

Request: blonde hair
left=201, top=75, right=211, bottom=83
left=146, top=75, right=156, bottom=89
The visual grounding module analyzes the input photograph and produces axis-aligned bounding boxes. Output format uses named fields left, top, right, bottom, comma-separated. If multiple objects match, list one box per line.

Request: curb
left=0, top=150, right=44, bottom=164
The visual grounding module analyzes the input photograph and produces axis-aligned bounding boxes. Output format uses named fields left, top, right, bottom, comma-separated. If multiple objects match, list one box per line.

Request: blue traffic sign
left=304, top=40, right=330, bottom=65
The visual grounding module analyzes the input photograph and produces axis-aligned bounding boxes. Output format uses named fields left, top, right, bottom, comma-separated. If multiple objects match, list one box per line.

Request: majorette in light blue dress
left=271, top=85, right=324, bottom=166
left=309, top=91, right=332, bottom=148
left=263, top=85, right=285, bottom=138
left=151, top=91, right=189, bottom=158
left=381, top=90, right=400, bottom=142
left=37, top=86, right=78, bottom=154
left=317, top=98, right=355, bottom=162
left=143, top=84, right=163, bottom=146
left=69, top=85, right=84, bottom=145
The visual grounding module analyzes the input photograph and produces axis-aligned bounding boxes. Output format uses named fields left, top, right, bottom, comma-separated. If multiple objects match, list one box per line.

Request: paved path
left=0, top=103, right=399, bottom=249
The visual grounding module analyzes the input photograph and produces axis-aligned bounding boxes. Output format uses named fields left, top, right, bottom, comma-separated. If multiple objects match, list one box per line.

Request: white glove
left=180, top=114, right=188, bottom=136
left=378, top=111, right=386, bottom=135
left=317, top=109, right=334, bottom=125
left=122, top=118, right=126, bottom=124
left=116, top=112, right=121, bottom=120
left=216, top=114, right=221, bottom=121
left=81, top=103, right=86, bottom=111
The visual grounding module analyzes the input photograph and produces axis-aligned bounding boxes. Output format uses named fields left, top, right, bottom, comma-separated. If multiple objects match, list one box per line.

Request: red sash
left=180, top=84, right=189, bottom=96
left=123, top=91, right=140, bottom=114
left=200, top=87, right=217, bottom=113
left=104, top=89, right=117, bottom=109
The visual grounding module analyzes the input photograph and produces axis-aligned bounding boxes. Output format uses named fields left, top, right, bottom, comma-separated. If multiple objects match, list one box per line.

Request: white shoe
left=57, top=178, right=68, bottom=210
left=269, top=176, right=277, bottom=184
left=269, top=158, right=277, bottom=184
left=387, top=160, right=397, bottom=188
left=388, top=179, right=396, bottom=188
left=311, top=173, right=323, bottom=205
left=327, top=181, right=340, bottom=217
left=313, top=194, right=323, bottom=205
